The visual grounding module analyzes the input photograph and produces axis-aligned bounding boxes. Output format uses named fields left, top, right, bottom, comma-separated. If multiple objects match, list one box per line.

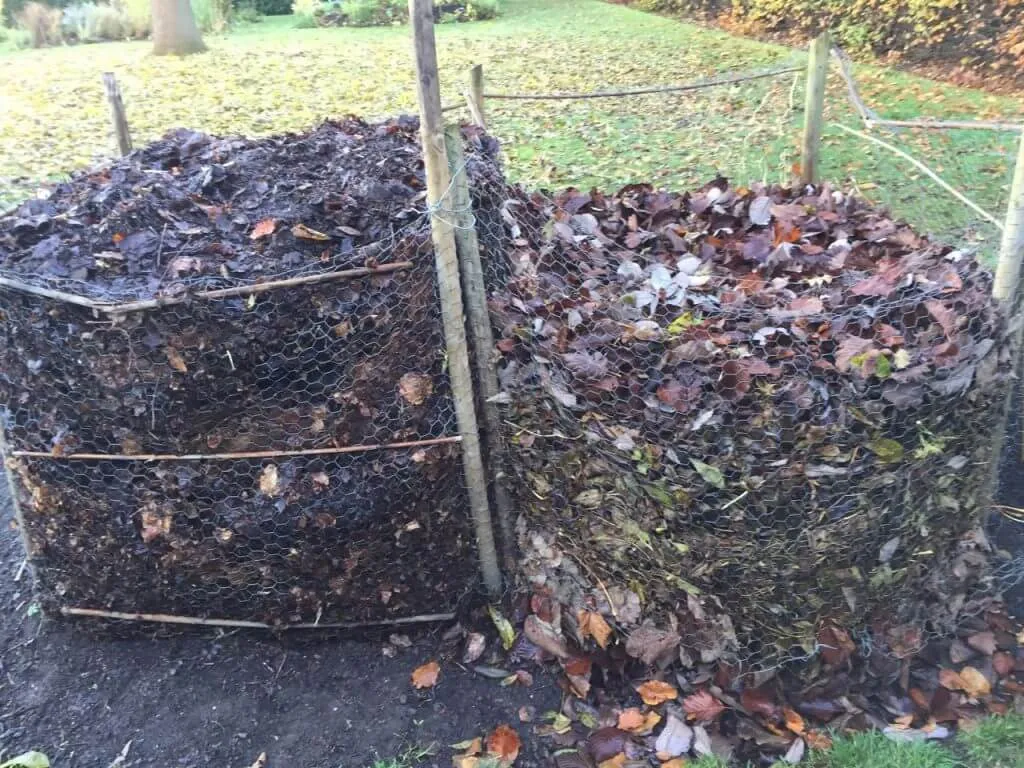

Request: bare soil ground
left=0, top=478, right=559, bottom=768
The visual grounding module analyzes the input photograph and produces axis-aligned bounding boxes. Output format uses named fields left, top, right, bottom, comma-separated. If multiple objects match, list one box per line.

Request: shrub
left=86, top=2, right=127, bottom=39
left=3, top=0, right=73, bottom=26
left=115, top=0, right=149, bottom=37
left=234, top=1, right=262, bottom=22
left=237, top=0, right=289, bottom=14
left=192, top=0, right=232, bottom=32
left=15, top=1, right=63, bottom=46
left=291, top=0, right=317, bottom=23
left=310, top=0, right=498, bottom=27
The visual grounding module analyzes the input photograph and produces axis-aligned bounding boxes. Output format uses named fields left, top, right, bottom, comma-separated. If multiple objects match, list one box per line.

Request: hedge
left=233, top=0, right=291, bottom=16
left=616, top=0, right=1024, bottom=82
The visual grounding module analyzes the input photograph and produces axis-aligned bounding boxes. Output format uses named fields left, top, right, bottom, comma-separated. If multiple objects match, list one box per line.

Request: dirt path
left=0, top=479, right=558, bottom=768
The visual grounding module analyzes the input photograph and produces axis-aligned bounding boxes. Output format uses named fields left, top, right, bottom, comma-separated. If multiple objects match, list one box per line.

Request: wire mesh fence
left=0, top=118, right=511, bottom=626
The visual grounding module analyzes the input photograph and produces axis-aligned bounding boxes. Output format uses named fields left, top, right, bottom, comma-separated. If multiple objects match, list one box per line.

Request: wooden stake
left=61, top=606, right=456, bottom=629
left=409, top=0, right=501, bottom=597
left=102, top=72, right=132, bottom=157
left=443, top=124, right=514, bottom=569
left=993, top=133, right=1024, bottom=304
left=0, top=426, right=37, bottom=588
left=468, top=64, right=486, bottom=128
left=800, top=31, right=831, bottom=185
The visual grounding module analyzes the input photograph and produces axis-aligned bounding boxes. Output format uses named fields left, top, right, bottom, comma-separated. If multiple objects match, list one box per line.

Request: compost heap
left=491, top=179, right=1011, bottom=668
left=0, top=118, right=506, bottom=623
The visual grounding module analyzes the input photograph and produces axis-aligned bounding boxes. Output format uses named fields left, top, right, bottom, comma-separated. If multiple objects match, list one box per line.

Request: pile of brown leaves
left=490, top=177, right=1011, bottom=668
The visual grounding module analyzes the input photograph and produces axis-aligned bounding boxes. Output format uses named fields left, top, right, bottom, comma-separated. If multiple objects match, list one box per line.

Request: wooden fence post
left=465, top=64, right=486, bottom=129
left=0, top=423, right=37, bottom=589
left=408, top=0, right=502, bottom=597
left=102, top=72, right=132, bottom=157
left=993, top=133, right=1024, bottom=304
left=800, top=31, right=831, bottom=186
left=443, top=124, right=515, bottom=569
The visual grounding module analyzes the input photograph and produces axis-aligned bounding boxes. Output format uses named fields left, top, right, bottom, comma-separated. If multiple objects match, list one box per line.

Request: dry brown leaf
left=579, top=610, right=613, bottom=649
left=250, top=218, right=276, bottom=239
left=966, top=631, right=997, bottom=656
left=939, top=668, right=966, bottom=691
left=993, top=652, right=1015, bottom=677
left=398, top=372, right=434, bottom=406
left=637, top=680, right=678, bottom=706
left=661, top=760, right=686, bottom=768
left=682, top=689, right=726, bottom=722
left=959, top=666, right=991, bottom=698
left=783, top=707, right=806, bottom=735
left=617, top=708, right=645, bottom=731
left=411, top=660, right=440, bottom=689
left=486, top=724, right=521, bottom=765
left=165, top=347, right=188, bottom=373
left=741, top=687, right=781, bottom=721
left=291, top=223, right=331, bottom=241
left=597, top=755, right=625, bottom=768
left=805, top=730, right=833, bottom=751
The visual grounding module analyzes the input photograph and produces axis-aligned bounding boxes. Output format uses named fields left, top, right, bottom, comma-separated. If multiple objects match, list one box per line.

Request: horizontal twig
left=12, top=435, right=462, bottom=462
left=483, top=65, right=803, bottom=101
left=0, top=260, right=412, bottom=315
left=832, top=123, right=1004, bottom=231
left=60, top=606, right=457, bottom=629
left=440, top=102, right=463, bottom=113
left=867, top=118, right=1022, bottom=133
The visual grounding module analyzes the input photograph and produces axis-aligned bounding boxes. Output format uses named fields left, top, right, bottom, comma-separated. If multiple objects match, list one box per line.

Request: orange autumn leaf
left=486, top=724, right=521, bottom=765
left=661, top=761, right=686, bottom=768
left=411, top=660, right=440, bottom=689
left=579, top=610, right=613, bottom=649
left=939, top=668, right=966, bottom=691
left=250, top=218, right=276, bottom=239
left=783, top=707, right=806, bottom=735
left=805, top=730, right=833, bottom=751
left=597, top=754, right=626, bottom=768
left=959, top=666, right=992, bottom=698
left=112, top=232, right=125, bottom=244
left=637, top=680, right=678, bottom=706
left=618, top=708, right=646, bottom=731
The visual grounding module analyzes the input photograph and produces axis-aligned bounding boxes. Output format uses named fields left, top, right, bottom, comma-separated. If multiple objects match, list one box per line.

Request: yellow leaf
left=488, top=606, right=516, bottom=650
left=291, top=223, right=331, bottom=241
left=959, top=666, right=992, bottom=697
left=637, top=680, right=678, bottom=706
left=165, top=347, right=188, bottom=373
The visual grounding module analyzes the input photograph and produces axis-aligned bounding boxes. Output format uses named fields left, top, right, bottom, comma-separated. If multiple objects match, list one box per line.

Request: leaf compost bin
left=0, top=118, right=508, bottom=625
left=487, top=180, right=1013, bottom=669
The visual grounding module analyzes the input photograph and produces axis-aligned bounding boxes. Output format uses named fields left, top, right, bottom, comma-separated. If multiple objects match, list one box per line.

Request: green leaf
left=487, top=605, right=516, bottom=650
left=0, top=753, right=50, bottom=768
left=690, top=458, right=725, bottom=489
left=874, top=353, right=892, bottom=379
left=666, top=311, right=700, bottom=336
left=868, top=438, right=904, bottom=463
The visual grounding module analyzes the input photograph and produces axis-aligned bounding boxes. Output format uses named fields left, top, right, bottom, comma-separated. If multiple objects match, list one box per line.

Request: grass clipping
left=491, top=179, right=1011, bottom=667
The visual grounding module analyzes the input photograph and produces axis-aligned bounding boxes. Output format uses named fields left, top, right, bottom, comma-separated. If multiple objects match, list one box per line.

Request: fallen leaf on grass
left=637, top=680, right=678, bottom=706
left=683, top=690, right=726, bottom=722
left=661, top=761, right=686, bottom=768
left=804, top=731, right=833, bottom=750
left=578, top=610, right=613, bottom=649
left=249, top=218, right=276, bottom=239
left=486, top=724, right=521, bottom=765
left=412, top=660, right=440, bottom=689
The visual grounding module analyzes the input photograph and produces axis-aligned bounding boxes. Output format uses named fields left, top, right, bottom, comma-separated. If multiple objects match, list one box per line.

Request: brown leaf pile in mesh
left=0, top=120, right=507, bottom=624
left=491, top=179, right=1011, bottom=667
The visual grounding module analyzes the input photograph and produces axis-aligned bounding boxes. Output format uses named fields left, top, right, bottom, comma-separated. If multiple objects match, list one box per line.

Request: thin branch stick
left=12, top=435, right=461, bottom=462
left=0, top=261, right=411, bottom=315
left=484, top=66, right=802, bottom=101
left=832, top=123, right=1004, bottom=231
left=440, top=103, right=463, bottom=113
left=868, top=118, right=1021, bottom=133
left=60, top=606, right=456, bottom=629
left=830, top=47, right=879, bottom=127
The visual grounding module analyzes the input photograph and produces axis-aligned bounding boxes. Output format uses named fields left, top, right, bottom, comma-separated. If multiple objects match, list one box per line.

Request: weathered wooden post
left=102, top=72, right=132, bottom=157
left=800, top=31, right=831, bottom=186
left=465, top=64, right=486, bottom=129
left=443, top=124, right=514, bottom=567
left=408, top=0, right=501, bottom=596
left=993, top=134, right=1024, bottom=305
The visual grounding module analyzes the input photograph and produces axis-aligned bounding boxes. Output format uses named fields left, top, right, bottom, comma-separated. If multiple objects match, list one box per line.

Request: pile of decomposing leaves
left=490, top=177, right=1012, bottom=672
left=401, top=598, right=1023, bottom=766
left=0, top=118, right=505, bottom=624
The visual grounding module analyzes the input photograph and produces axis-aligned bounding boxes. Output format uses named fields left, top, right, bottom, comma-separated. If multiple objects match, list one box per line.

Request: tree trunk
left=151, top=0, right=206, bottom=55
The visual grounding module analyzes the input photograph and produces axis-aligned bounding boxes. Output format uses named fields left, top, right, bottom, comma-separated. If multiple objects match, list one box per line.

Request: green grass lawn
left=0, top=0, right=1021, bottom=258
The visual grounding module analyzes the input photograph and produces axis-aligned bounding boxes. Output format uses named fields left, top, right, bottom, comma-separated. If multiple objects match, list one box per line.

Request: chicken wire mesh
left=0, top=118, right=510, bottom=625
left=471, top=162, right=1014, bottom=670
